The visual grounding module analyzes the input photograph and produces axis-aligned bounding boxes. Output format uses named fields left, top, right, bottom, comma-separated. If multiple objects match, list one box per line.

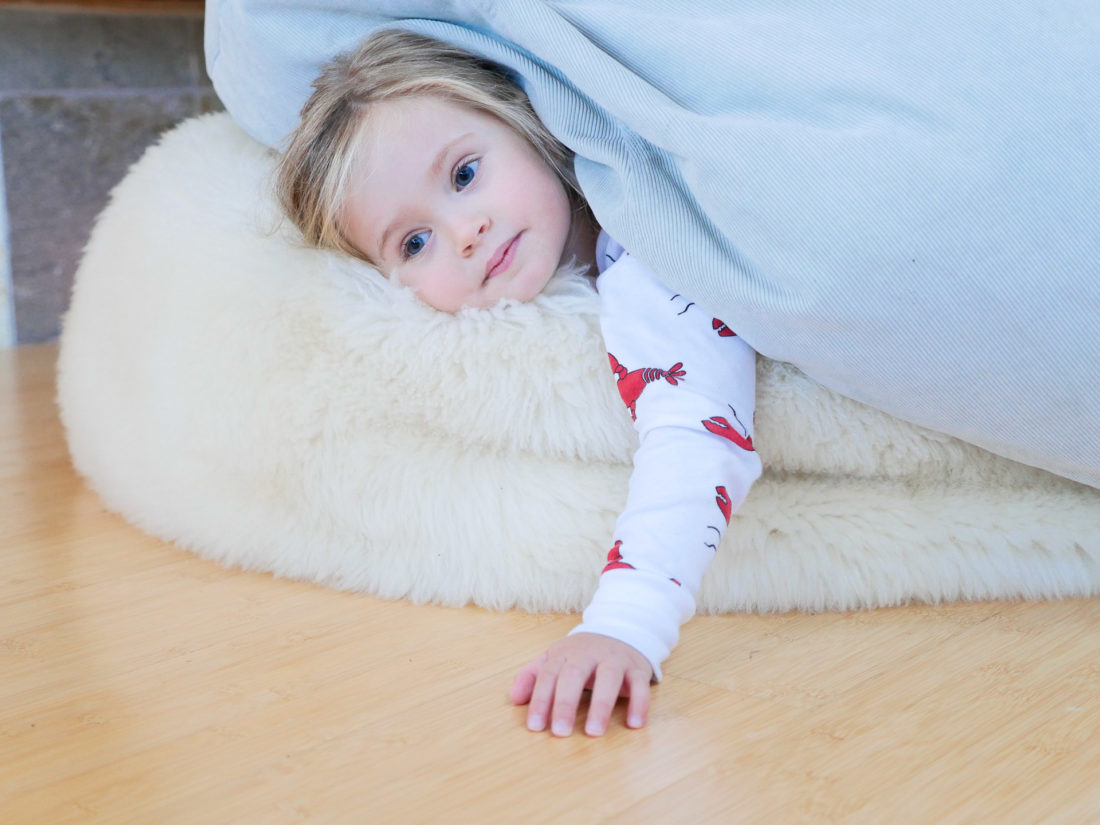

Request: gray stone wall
left=0, top=7, right=222, bottom=346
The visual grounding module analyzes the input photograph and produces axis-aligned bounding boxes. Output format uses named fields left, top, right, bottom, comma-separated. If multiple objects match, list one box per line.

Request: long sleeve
left=570, top=237, right=762, bottom=680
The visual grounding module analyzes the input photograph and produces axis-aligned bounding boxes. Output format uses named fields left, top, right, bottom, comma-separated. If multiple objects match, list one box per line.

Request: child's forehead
left=352, top=96, right=519, bottom=180
left=354, top=98, right=467, bottom=175
left=365, top=95, right=485, bottom=137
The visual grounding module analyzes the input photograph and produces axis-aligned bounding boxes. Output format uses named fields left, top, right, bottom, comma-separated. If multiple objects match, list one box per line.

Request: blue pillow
left=206, top=0, right=1100, bottom=488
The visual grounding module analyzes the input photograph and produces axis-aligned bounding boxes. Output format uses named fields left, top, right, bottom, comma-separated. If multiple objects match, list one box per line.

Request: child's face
left=341, top=96, right=575, bottom=312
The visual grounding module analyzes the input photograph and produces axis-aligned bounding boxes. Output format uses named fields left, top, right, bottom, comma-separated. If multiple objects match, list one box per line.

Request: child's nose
left=456, top=215, right=491, bottom=257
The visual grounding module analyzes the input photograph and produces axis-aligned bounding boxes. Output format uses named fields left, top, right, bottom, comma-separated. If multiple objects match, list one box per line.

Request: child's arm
left=512, top=243, right=762, bottom=736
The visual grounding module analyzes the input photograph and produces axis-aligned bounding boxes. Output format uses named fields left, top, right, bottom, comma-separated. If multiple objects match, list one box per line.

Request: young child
left=276, top=30, right=762, bottom=737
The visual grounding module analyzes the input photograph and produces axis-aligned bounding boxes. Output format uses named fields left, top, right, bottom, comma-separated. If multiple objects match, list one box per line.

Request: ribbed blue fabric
left=206, top=1, right=1100, bottom=488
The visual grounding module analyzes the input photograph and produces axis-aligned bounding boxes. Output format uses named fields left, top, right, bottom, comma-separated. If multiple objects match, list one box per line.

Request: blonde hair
left=276, top=29, right=588, bottom=262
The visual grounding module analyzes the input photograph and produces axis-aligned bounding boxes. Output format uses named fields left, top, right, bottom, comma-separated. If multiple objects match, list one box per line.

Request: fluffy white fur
left=57, top=114, right=1100, bottom=614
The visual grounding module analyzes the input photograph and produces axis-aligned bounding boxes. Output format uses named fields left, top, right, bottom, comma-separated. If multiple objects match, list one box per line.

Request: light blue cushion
left=206, top=1, right=1100, bottom=488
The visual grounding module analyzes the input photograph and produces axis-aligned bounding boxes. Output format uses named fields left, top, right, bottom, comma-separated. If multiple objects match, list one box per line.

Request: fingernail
left=527, top=714, right=544, bottom=731
left=627, top=714, right=644, bottom=728
left=551, top=720, right=571, bottom=737
left=585, top=720, right=605, bottom=736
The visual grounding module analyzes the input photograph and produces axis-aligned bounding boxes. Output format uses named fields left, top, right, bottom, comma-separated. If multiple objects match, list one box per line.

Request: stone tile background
left=0, top=7, right=221, bottom=345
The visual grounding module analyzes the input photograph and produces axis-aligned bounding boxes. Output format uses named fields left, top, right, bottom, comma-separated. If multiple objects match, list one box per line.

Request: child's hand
left=510, top=632, right=653, bottom=737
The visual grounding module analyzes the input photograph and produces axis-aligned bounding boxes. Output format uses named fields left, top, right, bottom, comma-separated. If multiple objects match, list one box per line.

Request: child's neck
left=565, top=211, right=599, bottom=275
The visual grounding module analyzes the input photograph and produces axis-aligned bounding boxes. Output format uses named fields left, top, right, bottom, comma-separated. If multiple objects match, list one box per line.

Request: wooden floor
left=3, top=344, right=1098, bottom=824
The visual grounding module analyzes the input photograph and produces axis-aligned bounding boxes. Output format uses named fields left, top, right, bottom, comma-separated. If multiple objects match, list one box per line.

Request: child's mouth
left=485, top=233, right=521, bottom=281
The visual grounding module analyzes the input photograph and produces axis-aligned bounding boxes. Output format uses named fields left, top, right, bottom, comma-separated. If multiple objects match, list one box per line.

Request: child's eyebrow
left=377, top=132, right=474, bottom=258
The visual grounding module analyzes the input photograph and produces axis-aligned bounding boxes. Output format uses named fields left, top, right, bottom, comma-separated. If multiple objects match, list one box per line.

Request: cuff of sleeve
left=570, top=570, right=696, bottom=681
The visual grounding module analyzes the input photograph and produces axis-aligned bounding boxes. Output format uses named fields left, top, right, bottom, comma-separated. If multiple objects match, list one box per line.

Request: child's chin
left=514, top=268, right=555, bottom=302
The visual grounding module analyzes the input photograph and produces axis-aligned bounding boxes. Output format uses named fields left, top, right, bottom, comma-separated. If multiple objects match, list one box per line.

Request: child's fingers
left=509, top=654, right=547, bottom=705
left=584, top=664, right=625, bottom=736
left=524, top=660, right=562, bottom=732
left=624, top=668, right=652, bottom=729
left=549, top=664, right=591, bottom=737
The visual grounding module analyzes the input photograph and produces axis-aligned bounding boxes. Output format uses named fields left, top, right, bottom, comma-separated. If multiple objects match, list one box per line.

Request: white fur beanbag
left=57, top=114, right=1100, bottom=614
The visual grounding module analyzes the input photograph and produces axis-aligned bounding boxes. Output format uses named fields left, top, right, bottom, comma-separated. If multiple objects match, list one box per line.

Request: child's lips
left=485, top=233, right=521, bottom=280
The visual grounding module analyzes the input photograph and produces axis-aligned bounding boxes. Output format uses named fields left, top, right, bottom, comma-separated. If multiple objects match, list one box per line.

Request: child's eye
left=401, top=231, right=430, bottom=259
left=453, top=159, right=479, bottom=190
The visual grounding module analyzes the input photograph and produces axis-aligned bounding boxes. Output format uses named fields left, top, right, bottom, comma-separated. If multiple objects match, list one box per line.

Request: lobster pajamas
left=569, top=234, right=762, bottom=680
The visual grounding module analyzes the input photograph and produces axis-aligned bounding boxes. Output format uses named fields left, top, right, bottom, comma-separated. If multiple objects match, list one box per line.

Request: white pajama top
left=569, top=234, right=762, bottom=679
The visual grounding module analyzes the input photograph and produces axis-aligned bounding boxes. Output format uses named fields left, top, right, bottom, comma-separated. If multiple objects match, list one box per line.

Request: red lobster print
left=712, top=317, right=737, bottom=337
left=702, top=406, right=755, bottom=452
left=715, top=486, right=733, bottom=525
left=602, top=540, right=634, bottom=574
left=705, top=486, right=734, bottom=551
left=602, top=540, right=682, bottom=587
left=608, top=353, right=686, bottom=421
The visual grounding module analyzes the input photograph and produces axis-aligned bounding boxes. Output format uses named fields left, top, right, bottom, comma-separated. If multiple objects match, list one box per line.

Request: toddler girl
left=276, top=30, right=761, bottom=737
